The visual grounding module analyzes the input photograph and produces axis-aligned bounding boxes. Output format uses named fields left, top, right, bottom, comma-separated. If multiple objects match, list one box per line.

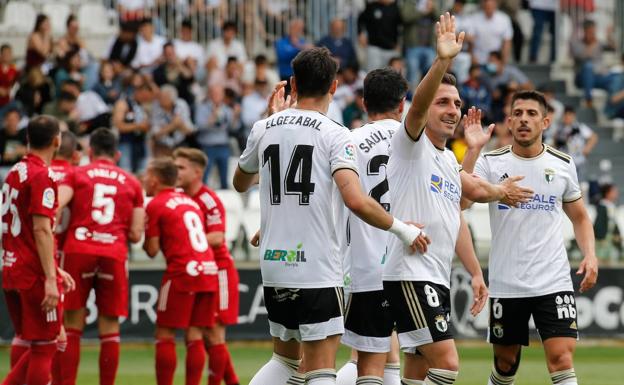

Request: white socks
left=384, top=362, right=401, bottom=385
left=336, top=360, right=358, bottom=385
left=307, top=369, right=337, bottom=384
left=249, top=353, right=301, bottom=385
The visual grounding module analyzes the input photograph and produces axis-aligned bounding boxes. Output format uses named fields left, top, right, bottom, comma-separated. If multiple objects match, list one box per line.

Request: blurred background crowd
left=0, top=0, right=622, bottom=262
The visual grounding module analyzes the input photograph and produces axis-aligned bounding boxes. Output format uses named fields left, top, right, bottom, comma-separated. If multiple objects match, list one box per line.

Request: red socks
left=223, top=347, right=239, bottom=385
left=2, top=349, right=30, bottom=385
left=186, top=340, right=206, bottom=385
left=156, top=338, right=177, bottom=385
left=26, top=342, right=57, bottom=385
left=51, top=339, right=67, bottom=385
left=9, top=336, right=30, bottom=368
left=208, top=344, right=239, bottom=385
left=99, top=333, right=121, bottom=385
left=61, top=328, right=82, bottom=385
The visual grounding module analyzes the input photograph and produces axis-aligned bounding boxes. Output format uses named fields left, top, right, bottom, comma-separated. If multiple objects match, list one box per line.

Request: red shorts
left=156, top=279, right=217, bottom=329
left=216, top=265, right=240, bottom=325
left=63, top=254, right=128, bottom=317
left=4, top=281, right=63, bottom=341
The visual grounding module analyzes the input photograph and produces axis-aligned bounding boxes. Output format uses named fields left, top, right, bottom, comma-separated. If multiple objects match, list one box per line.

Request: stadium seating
left=215, top=189, right=244, bottom=251
left=78, top=2, right=117, bottom=35
left=42, top=2, right=71, bottom=35
left=0, top=2, right=36, bottom=34
left=241, top=189, right=261, bottom=260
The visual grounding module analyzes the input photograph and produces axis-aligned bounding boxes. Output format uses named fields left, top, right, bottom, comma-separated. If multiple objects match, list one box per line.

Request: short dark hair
left=441, top=72, right=457, bottom=87
left=291, top=47, right=338, bottom=98
left=58, top=131, right=78, bottom=159
left=564, top=105, right=576, bottom=114
left=3, top=107, right=20, bottom=118
left=489, top=51, right=503, bottom=61
left=511, top=90, right=548, bottom=116
left=148, top=158, right=178, bottom=186
left=89, top=127, right=118, bottom=157
left=363, top=68, right=409, bottom=115
left=27, top=115, right=60, bottom=149
left=181, top=18, right=192, bottom=29
left=388, top=56, right=403, bottom=66
left=254, top=54, right=268, bottom=66
left=66, top=14, right=76, bottom=27
left=583, top=19, right=595, bottom=29
left=222, top=20, right=237, bottom=32
left=1, top=43, right=11, bottom=52
left=173, top=147, right=208, bottom=170
left=59, top=91, right=77, bottom=103
left=546, top=103, right=555, bottom=114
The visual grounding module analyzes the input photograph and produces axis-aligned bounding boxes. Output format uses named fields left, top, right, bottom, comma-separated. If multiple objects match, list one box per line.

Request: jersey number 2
left=263, top=144, right=315, bottom=205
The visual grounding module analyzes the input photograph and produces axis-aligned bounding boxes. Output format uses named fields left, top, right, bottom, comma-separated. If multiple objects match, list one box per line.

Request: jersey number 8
left=183, top=211, right=208, bottom=252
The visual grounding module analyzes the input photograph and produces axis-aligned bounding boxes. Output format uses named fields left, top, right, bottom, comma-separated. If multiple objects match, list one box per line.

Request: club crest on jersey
left=492, top=322, right=504, bottom=338
left=544, top=168, right=555, bottom=183
left=344, top=144, right=356, bottom=161
left=435, top=315, right=448, bottom=332
left=264, top=243, right=306, bottom=266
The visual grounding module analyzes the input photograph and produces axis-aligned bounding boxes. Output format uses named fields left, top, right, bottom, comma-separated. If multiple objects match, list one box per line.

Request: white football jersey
left=338, top=119, right=397, bottom=293
left=474, top=145, right=581, bottom=298
left=383, top=124, right=462, bottom=288
left=239, top=108, right=358, bottom=288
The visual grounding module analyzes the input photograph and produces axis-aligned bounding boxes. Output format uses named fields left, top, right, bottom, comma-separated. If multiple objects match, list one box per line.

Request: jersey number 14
left=263, top=144, right=316, bottom=205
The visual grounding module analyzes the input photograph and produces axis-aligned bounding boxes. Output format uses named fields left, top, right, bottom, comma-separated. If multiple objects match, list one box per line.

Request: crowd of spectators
left=0, top=0, right=619, bottom=190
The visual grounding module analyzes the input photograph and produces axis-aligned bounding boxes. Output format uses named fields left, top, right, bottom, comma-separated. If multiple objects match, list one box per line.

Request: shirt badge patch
left=545, top=168, right=555, bottom=183
left=344, top=144, right=356, bottom=161
left=42, top=187, right=55, bottom=209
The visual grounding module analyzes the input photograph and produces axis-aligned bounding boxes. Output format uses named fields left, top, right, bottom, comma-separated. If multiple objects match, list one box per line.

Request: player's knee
left=433, top=356, right=459, bottom=372
left=494, top=351, right=521, bottom=376
left=547, top=350, right=573, bottom=372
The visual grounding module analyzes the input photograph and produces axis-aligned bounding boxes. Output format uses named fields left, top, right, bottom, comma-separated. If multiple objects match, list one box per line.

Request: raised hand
left=499, top=176, right=534, bottom=207
left=462, top=107, right=495, bottom=150
left=267, top=81, right=296, bottom=116
left=436, top=12, right=465, bottom=60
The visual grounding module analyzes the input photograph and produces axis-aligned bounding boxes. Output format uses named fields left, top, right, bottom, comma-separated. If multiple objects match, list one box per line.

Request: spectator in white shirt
left=240, top=78, right=269, bottom=140
left=206, top=21, right=247, bottom=70
left=467, top=0, right=513, bottom=65
left=132, top=18, right=166, bottom=72
left=174, top=19, right=206, bottom=77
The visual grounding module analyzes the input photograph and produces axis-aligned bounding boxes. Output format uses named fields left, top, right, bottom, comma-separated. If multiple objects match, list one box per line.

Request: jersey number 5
left=92, top=183, right=117, bottom=225
left=263, top=144, right=316, bottom=205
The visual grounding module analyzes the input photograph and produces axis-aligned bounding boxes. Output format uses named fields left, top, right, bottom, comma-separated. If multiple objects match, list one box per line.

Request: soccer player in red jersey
left=49, top=130, right=81, bottom=385
left=2, top=115, right=75, bottom=385
left=57, top=127, right=145, bottom=385
left=173, top=147, right=241, bottom=385
left=143, top=158, right=219, bottom=385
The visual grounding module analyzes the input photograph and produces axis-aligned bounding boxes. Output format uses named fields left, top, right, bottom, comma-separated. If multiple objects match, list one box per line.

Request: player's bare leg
left=98, top=315, right=121, bottom=385
left=61, top=308, right=87, bottom=385
left=183, top=327, right=207, bottom=385
left=409, top=339, right=459, bottom=384
left=155, top=326, right=178, bottom=385
left=204, top=323, right=239, bottom=385
left=403, top=352, right=428, bottom=384
left=301, top=335, right=341, bottom=384
left=249, top=338, right=302, bottom=385
left=384, top=332, right=401, bottom=385
left=543, top=338, right=578, bottom=385
left=489, top=344, right=522, bottom=385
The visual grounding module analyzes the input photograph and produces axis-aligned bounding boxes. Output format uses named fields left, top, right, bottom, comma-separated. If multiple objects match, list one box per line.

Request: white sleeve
left=238, top=121, right=265, bottom=174
left=473, top=155, right=490, bottom=180
left=502, top=14, right=513, bottom=40
left=389, top=119, right=427, bottom=160
left=328, top=126, right=359, bottom=175
left=563, top=159, right=582, bottom=202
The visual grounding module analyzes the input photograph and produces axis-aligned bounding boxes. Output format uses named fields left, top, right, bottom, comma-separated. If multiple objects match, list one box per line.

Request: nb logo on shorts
left=555, top=295, right=576, bottom=320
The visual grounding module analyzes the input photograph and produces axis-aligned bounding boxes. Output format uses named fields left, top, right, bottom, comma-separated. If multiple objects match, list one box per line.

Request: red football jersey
left=1, top=154, right=58, bottom=290
left=62, top=159, right=143, bottom=260
left=145, top=188, right=217, bottom=292
left=50, top=159, right=74, bottom=250
left=192, top=185, right=233, bottom=269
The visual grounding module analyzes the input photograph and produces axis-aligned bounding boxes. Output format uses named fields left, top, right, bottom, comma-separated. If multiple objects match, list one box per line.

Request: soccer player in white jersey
left=382, top=13, right=534, bottom=385
left=462, top=91, right=598, bottom=385
left=334, top=68, right=408, bottom=385
left=233, top=47, right=427, bottom=385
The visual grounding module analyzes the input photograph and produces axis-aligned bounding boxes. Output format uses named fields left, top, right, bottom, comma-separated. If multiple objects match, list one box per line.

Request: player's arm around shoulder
left=563, top=198, right=598, bottom=293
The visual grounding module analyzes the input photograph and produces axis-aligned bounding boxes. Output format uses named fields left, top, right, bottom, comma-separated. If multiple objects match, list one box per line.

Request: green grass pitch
left=1, top=342, right=623, bottom=384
